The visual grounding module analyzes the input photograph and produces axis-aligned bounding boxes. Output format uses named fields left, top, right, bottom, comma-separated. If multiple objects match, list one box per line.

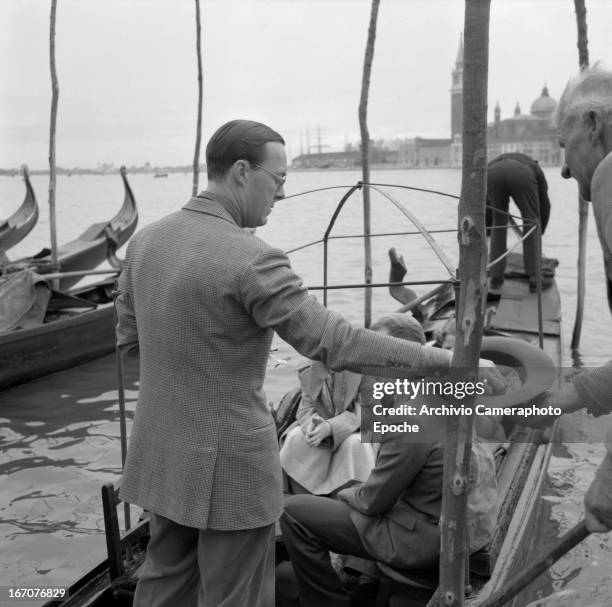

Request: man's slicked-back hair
left=206, top=119, right=285, bottom=180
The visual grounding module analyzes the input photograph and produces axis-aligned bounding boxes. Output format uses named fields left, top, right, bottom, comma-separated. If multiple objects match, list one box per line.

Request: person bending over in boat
left=280, top=313, right=424, bottom=496
left=115, top=119, right=507, bottom=607
left=519, top=65, right=612, bottom=533
left=486, top=152, right=552, bottom=293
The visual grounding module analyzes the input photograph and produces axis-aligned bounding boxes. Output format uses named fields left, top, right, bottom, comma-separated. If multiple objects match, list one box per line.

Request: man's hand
left=585, top=455, right=612, bottom=532
left=305, top=415, right=332, bottom=448
left=478, top=358, right=507, bottom=394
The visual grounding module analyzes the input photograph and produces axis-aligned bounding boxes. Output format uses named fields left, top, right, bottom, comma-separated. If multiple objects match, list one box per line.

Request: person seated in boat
left=486, top=152, right=552, bottom=293
left=517, top=65, right=612, bottom=533
left=279, top=315, right=498, bottom=605
left=279, top=319, right=444, bottom=606
left=280, top=313, right=425, bottom=496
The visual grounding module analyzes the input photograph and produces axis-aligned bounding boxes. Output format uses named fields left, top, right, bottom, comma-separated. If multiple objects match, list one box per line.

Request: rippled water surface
left=1, top=168, right=612, bottom=605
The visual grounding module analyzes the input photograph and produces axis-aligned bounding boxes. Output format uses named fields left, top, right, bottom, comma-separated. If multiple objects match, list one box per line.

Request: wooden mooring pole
left=358, top=0, right=380, bottom=328
left=192, top=0, right=203, bottom=197
left=434, top=1, right=491, bottom=605
left=48, top=0, right=60, bottom=291
left=570, top=0, right=590, bottom=361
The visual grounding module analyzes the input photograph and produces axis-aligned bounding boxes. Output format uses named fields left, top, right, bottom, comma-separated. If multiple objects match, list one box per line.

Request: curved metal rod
left=326, top=228, right=458, bottom=240
left=364, top=183, right=456, bottom=277
left=281, top=184, right=361, bottom=201
left=486, top=224, right=538, bottom=270
left=322, top=184, right=363, bottom=306
left=285, top=238, right=325, bottom=255
left=366, top=181, right=460, bottom=200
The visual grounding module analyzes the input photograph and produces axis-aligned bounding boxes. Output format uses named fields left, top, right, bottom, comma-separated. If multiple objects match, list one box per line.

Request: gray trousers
left=279, top=495, right=374, bottom=607
left=134, top=512, right=275, bottom=607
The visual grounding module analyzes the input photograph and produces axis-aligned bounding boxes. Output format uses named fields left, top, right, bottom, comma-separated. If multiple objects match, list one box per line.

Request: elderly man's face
left=559, top=116, right=604, bottom=201
left=245, top=142, right=287, bottom=227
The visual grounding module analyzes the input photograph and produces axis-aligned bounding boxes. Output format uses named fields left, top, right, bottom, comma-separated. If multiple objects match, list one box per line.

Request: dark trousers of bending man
left=487, top=153, right=551, bottom=290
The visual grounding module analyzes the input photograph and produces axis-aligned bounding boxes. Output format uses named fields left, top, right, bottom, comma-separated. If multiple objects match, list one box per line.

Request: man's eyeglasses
left=253, top=163, right=287, bottom=187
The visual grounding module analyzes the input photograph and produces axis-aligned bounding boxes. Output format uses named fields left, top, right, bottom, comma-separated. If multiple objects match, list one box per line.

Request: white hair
left=555, top=63, right=612, bottom=129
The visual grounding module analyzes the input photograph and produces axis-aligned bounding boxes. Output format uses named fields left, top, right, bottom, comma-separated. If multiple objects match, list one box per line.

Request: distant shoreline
left=1, top=162, right=563, bottom=177
left=1, top=164, right=445, bottom=176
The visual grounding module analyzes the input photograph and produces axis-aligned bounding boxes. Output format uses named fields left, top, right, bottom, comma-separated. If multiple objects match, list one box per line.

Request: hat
left=478, top=336, right=556, bottom=408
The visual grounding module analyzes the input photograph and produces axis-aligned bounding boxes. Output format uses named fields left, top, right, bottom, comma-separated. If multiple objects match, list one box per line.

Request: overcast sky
left=1, top=0, right=610, bottom=169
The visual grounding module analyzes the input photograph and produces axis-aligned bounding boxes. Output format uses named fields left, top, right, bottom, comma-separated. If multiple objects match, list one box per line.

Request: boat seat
left=375, top=562, right=437, bottom=607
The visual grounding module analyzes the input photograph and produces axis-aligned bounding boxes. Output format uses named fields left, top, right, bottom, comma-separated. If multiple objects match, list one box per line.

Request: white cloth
left=280, top=426, right=376, bottom=495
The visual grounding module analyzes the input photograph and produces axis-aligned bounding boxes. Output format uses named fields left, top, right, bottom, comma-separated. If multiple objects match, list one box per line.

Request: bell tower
left=450, top=33, right=463, bottom=138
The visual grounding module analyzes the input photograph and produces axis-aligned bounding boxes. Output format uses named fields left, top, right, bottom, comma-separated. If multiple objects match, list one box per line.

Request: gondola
left=39, top=182, right=564, bottom=607
left=22, top=166, right=138, bottom=290
left=0, top=276, right=119, bottom=391
left=0, top=167, right=138, bottom=390
left=0, top=166, right=39, bottom=254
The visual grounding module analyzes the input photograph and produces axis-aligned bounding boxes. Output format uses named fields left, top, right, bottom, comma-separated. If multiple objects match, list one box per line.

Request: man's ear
left=586, top=110, right=604, bottom=143
left=230, top=159, right=249, bottom=185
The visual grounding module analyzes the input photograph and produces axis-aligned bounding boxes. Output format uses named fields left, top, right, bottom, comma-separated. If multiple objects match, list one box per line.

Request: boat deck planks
left=491, top=281, right=560, bottom=337
left=490, top=252, right=561, bottom=337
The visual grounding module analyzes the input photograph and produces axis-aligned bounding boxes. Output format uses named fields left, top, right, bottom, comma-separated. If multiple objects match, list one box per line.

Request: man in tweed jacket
left=115, top=120, right=505, bottom=606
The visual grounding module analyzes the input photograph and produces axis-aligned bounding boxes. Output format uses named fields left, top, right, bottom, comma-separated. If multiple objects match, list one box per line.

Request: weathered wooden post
left=192, top=0, right=204, bottom=197
left=358, top=0, right=380, bottom=328
left=570, top=0, right=590, bottom=361
left=437, top=1, right=490, bottom=605
left=48, top=0, right=60, bottom=290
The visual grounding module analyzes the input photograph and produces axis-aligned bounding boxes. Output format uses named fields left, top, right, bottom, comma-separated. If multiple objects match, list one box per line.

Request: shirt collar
left=182, top=191, right=242, bottom=226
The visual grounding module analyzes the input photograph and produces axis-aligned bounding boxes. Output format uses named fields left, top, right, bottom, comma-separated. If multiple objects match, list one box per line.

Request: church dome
left=530, top=85, right=557, bottom=118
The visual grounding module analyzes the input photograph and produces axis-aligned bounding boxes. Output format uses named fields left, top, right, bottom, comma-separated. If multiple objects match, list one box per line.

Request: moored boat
left=0, top=167, right=139, bottom=391
left=0, top=166, right=39, bottom=255
left=0, top=277, right=118, bottom=391
left=17, top=166, right=138, bottom=290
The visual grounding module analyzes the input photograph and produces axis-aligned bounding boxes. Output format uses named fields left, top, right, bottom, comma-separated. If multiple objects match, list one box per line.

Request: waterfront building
left=486, top=88, right=561, bottom=165
left=292, top=35, right=560, bottom=169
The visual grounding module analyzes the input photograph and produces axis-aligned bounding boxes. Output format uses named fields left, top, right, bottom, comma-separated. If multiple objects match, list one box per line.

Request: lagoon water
left=1, top=168, right=611, bottom=605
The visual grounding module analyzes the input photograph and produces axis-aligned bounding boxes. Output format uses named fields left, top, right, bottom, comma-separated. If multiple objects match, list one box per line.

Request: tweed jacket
left=116, top=193, right=451, bottom=530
